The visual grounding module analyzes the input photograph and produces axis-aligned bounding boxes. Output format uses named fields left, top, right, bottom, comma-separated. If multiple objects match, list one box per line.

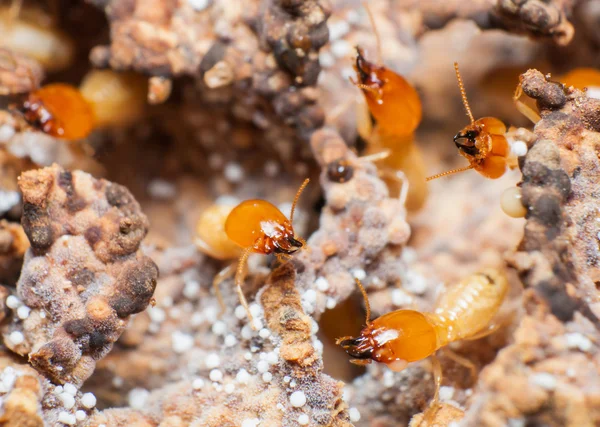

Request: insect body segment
left=223, top=179, right=309, bottom=327
left=18, top=83, right=94, bottom=140
left=14, top=71, right=147, bottom=140
left=353, top=48, right=422, bottom=137
left=337, top=269, right=508, bottom=371
left=225, top=200, right=302, bottom=255
left=352, top=45, right=428, bottom=211
left=427, top=63, right=513, bottom=181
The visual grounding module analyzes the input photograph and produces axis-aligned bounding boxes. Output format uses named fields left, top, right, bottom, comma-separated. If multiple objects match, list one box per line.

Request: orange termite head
left=337, top=310, right=437, bottom=371
left=12, top=83, right=94, bottom=140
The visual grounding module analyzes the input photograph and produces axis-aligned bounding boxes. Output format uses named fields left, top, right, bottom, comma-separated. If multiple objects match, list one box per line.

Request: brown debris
left=509, top=69, right=600, bottom=329
left=463, top=296, right=600, bottom=426
left=3, top=164, right=158, bottom=385
left=88, top=0, right=328, bottom=140
left=493, top=0, right=575, bottom=46
left=0, top=48, right=43, bottom=96
left=0, top=220, right=28, bottom=286
left=86, top=260, right=350, bottom=427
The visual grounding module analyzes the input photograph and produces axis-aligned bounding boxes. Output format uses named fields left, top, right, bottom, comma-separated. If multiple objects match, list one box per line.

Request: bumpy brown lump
left=3, top=164, right=157, bottom=385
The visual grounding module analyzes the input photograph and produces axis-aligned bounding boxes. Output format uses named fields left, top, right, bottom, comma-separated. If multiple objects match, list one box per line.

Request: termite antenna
left=426, top=164, right=474, bottom=181
left=290, top=178, right=310, bottom=224
left=454, top=62, right=475, bottom=124
left=355, top=278, right=372, bottom=326
left=363, top=2, right=383, bottom=66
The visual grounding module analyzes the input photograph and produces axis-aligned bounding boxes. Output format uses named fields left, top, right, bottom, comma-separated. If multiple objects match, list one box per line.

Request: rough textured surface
left=3, top=164, right=158, bottom=385
left=1, top=0, right=600, bottom=426
left=0, top=48, right=43, bottom=96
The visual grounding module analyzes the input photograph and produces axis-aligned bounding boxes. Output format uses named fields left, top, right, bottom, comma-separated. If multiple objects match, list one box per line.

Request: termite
left=337, top=269, right=509, bottom=421
left=350, top=5, right=428, bottom=211
left=195, top=179, right=309, bottom=326
left=426, top=63, right=523, bottom=182
left=12, top=70, right=147, bottom=140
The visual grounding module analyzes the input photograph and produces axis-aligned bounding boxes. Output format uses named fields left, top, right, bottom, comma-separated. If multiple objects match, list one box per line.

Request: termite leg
left=213, top=263, right=236, bottom=315
left=379, top=168, right=409, bottom=207
left=275, top=253, right=292, bottom=264
left=358, top=150, right=391, bottom=163
left=420, top=355, right=443, bottom=427
left=513, top=82, right=541, bottom=124
left=235, top=247, right=255, bottom=328
left=442, top=348, right=477, bottom=384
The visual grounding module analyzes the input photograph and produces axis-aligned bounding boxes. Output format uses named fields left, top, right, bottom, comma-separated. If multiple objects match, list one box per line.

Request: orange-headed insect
left=13, top=70, right=147, bottom=140
left=337, top=269, right=509, bottom=419
left=196, top=179, right=309, bottom=325
left=427, top=63, right=515, bottom=181
left=349, top=5, right=428, bottom=211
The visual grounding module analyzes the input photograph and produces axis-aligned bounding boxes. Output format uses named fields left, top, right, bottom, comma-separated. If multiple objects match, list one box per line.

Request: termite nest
left=0, top=1, right=599, bottom=426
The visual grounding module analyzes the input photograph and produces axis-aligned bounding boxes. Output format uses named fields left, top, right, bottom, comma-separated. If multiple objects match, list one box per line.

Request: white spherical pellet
left=54, top=386, right=64, bottom=395
left=5, top=295, right=21, bottom=309
left=241, top=418, right=260, bottom=427
left=251, top=318, right=263, bottom=330
left=63, top=383, right=77, bottom=396
left=439, top=386, right=455, bottom=401
left=266, top=352, right=278, bottom=365
left=16, top=305, right=30, bottom=320
left=510, top=140, right=528, bottom=157
left=75, top=410, right=87, bottom=421
left=262, top=372, right=273, bottom=383
left=298, top=414, right=309, bottom=425
left=224, top=383, right=235, bottom=394
left=349, top=407, right=361, bottom=422
left=147, top=307, right=166, bottom=323
left=205, top=353, right=221, bottom=369
left=565, top=332, right=593, bottom=352
left=256, top=360, right=269, bottom=373
left=290, top=391, right=307, bottom=408
left=315, top=277, right=329, bottom=292
left=531, top=373, right=557, bottom=391
left=128, top=388, right=150, bottom=409
left=350, top=269, right=366, bottom=281
left=57, top=411, right=76, bottom=425
left=8, top=331, right=24, bottom=345
left=241, top=325, right=253, bottom=340
left=59, top=392, right=76, bottom=409
left=192, top=378, right=205, bottom=390
left=326, top=298, right=337, bottom=309
left=249, top=303, right=263, bottom=318
left=236, top=369, right=250, bottom=384
left=80, top=392, right=97, bottom=409
left=188, top=0, right=209, bottom=11
left=235, top=305, right=247, bottom=319
left=224, top=162, right=244, bottom=183
left=258, top=328, right=271, bottom=339
left=209, top=369, right=223, bottom=382
left=211, top=321, right=227, bottom=336
left=171, top=331, right=194, bottom=353
left=183, top=280, right=201, bottom=299
left=224, top=334, right=237, bottom=347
